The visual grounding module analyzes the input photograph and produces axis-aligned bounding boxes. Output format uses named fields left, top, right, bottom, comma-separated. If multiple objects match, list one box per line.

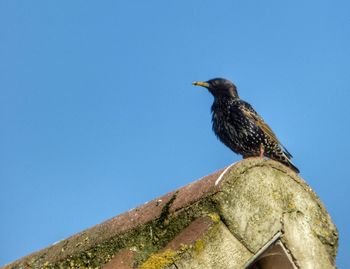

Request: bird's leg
left=259, top=144, right=265, bottom=158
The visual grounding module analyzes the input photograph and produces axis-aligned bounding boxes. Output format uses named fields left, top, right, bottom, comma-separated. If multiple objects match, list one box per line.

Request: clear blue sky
left=1, top=1, right=349, bottom=267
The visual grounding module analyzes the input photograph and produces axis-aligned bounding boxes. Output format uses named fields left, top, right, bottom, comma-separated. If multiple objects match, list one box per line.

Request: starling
left=193, top=78, right=299, bottom=173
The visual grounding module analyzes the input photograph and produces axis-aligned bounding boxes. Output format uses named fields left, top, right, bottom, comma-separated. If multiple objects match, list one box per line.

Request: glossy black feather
left=194, top=78, right=299, bottom=173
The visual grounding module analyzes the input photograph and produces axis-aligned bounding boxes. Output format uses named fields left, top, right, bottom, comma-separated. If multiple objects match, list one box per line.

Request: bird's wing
left=239, top=101, right=293, bottom=158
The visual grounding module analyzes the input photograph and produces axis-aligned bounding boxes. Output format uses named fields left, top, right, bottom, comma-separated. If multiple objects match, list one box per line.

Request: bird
left=192, top=78, right=299, bottom=173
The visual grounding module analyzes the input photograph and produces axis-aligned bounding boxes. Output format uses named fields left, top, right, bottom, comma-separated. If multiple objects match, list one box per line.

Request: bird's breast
left=212, top=109, right=238, bottom=142
left=211, top=101, right=266, bottom=155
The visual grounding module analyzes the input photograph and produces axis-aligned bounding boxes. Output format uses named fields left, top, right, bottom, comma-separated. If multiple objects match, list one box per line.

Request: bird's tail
left=285, top=160, right=300, bottom=173
left=269, top=146, right=300, bottom=173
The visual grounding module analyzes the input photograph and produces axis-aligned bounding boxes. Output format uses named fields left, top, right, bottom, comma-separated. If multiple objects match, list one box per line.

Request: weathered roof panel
left=3, top=158, right=338, bottom=269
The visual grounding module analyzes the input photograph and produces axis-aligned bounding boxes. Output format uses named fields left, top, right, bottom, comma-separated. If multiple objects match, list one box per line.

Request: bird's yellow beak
left=192, top=81, right=210, bottom=88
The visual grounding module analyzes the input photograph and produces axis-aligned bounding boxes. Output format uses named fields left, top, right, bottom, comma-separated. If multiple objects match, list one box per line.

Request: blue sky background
left=1, top=0, right=349, bottom=267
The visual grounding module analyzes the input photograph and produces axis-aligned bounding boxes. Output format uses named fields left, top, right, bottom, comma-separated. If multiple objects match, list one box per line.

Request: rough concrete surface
left=2, top=158, right=338, bottom=269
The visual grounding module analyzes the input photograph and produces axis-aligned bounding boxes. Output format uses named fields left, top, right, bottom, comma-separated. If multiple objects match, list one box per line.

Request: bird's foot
left=259, top=144, right=265, bottom=158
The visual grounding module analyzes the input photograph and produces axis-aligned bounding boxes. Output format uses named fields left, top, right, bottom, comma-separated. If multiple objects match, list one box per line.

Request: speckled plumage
left=193, top=78, right=299, bottom=173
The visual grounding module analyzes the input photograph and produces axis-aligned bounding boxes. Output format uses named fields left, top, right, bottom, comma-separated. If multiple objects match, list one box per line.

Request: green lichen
left=139, top=249, right=177, bottom=269
left=208, top=213, right=220, bottom=222
left=193, top=239, right=204, bottom=254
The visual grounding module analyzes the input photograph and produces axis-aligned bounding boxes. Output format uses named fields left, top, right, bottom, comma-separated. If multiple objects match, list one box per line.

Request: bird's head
left=192, top=78, right=239, bottom=99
